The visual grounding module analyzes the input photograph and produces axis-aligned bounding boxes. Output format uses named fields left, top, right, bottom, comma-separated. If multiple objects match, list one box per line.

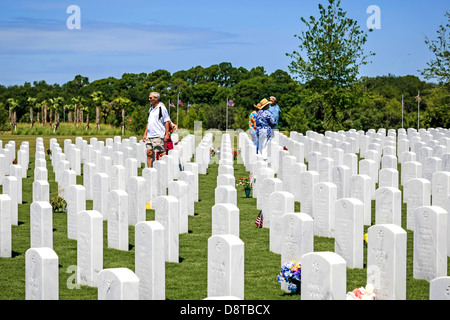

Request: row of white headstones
left=238, top=127, right=450, bottom=300
left=0, top=132, right=245, bottom=300
left=1, top=126, right=450, bottom=299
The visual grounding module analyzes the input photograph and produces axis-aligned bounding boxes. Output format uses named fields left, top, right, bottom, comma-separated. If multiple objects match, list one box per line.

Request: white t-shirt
left=147, top=102, right=171, bottom=138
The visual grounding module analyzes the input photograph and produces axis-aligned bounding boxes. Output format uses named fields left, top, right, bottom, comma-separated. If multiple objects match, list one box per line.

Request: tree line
left=0, top=66, right=447, bottom=135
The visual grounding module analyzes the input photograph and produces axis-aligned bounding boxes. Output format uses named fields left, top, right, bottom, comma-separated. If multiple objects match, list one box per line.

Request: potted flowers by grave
left=236, top=176, right=252, bottom=198
left=346, top=284, right=376, bottom=300
left=51, top=195, right=67, bottom=213
left=277, top=260, right=302, bottom=294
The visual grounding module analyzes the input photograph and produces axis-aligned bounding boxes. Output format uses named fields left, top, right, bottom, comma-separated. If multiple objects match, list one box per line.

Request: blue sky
left=0, top=0, right=449, bottom=86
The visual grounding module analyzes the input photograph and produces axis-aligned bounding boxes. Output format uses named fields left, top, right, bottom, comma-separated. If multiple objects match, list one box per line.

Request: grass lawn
left=0, top=132, right=448, bottom=300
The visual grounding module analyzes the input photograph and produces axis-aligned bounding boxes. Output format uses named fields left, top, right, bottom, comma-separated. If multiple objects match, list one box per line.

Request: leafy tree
left=0, top=102, right=8, bottom=130
left=422, top=85, right=450, bottom=128
left=286, top=0, right=374, bottom=87
left=421, top=11, right=450, bottom=85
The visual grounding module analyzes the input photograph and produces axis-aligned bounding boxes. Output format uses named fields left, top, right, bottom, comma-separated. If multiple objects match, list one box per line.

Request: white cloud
left=0, top=18, right=236, bottom=55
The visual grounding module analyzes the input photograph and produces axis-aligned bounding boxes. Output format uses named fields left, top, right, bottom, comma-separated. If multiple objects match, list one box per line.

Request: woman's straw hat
left=259, top=98, right=270, bottom=109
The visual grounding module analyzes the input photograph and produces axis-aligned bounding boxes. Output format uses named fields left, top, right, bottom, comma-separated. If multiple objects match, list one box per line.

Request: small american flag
left=169, top=102, right=175, bottom=108
left=227, top=99, right=234, bottom=107
left=255, top=211, right=263, bottom=228
left=179, top=99, right=184, bottom=107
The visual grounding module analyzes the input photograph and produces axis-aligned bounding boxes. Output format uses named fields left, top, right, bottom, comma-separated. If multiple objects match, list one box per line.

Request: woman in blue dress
left=255, top=98, right=276, bottom=161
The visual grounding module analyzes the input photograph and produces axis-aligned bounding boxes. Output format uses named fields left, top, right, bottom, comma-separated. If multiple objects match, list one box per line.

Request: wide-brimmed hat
left=254, top=103, right=262, bottom=109
left=259, top=98, right=270, bottom=109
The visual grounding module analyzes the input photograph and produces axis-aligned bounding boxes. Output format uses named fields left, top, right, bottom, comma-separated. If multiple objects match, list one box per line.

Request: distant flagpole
left=176, top=92, right=179, bottom=125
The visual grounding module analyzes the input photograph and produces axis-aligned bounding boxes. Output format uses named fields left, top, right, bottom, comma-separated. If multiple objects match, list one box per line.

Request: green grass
left=0, top=133, right=448, bottom=300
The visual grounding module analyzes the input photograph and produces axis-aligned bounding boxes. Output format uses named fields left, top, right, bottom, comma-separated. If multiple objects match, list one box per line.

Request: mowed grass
left=0, top=133, right=448, bottom=300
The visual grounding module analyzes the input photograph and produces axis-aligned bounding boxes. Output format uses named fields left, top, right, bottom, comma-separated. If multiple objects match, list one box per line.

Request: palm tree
left=90, top=91, right=105, bottom=130
left=35, top=102, right=42, bottom=124
left=27, top=97, right=37, bottom=128
left=49, top=97, right=64, bottom=132
left=65, top=103, right=74, bottom=123
left=6, top=98, right=19, bottom=131
left=71, top=96, right=85, bottom=126
left=41, top=99, right=48, bottom=125
left=112, top=97, right=131, bottom=135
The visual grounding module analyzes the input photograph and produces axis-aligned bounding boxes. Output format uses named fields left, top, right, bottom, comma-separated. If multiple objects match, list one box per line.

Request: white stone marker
left=25, top=247, right=59, bottom=300
left=135, top=221, right=165, bottom=300
left=142, top=167, right=157, bottom=206
left=207, top=234, right=244, bottom=300
left=403, top=178, right=431, bottom=231
left=178, top=170, right=195, bottom=216
left=30, top=201, right=53, bottom=249
left=93, top=172, right=109, bottom=220
left=269, top=191, right=295, bottom=254
left=77, top=210, right=103, bottom=287
left=334, top=198, right=364, bottom=269
left=153, top=160, right=168, bottom=196
left=66, top=185, right=86, bottom=240
left=431, top=171, right=450, bottom=208
left=9, top=164, right=22, bottom=204
left=299, top=171, right=319, bottom=217
left=281, top=212, right=314, bottom=266
left=349, top=174, right=371, bottom=226
left=107, top=190, right=129, bottom=251
left=301, top=251, right=347, bottom=300
left=154, top=195, right=179, bottom=263
left=127, top=176, right=146, bottom=226
left=367, top=224, right=407, bottom=300
left=0, top=194, right=11, bottom=257
left=359, top=159, right=377, bottom=199
left=168, top=180, right=189, bottom=234
left=214, top=185, right=237, bottom=206
left=254, top=167, right=274, bottom=204
left=413, top=206, right=448, bottom=281
left=401, top=161, right=422, bottom=186
left=212, top=203, right=240, bottom=238
left=3, top=176, right=18, bottom=226
left=83, top=163, right=97, bottom=201
left=290, top=163, right=307, bottom=203
left=312, top=182, right=337, bottom=237
left=430, top=276, right=450, bottom=300
left=60, top=169, right=76, bottom=199
left=379, top=168, right=399, bottom=189
left=318, top=157, right=334, bottom=183
left=32, top=180, right=49, bottom=203
left=184, top=162, right=199, bottom=202
left=332, top=165, right=350, bottom=199
left=110, top=164, right=125, bottom=191
left=98, top=268, right=139, bottom=300
left=375, top=187, right=402, bottom=226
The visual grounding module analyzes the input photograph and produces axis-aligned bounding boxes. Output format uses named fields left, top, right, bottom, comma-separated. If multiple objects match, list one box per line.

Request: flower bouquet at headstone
left=277, top=260, right=301, bottom=294
left=236, top=176, right=253, bottom=198
left=346, top=284, right=376, bottom=300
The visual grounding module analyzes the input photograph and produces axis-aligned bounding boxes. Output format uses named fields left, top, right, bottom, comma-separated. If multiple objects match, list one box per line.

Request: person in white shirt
left=143, top=92, right=171, bottom=168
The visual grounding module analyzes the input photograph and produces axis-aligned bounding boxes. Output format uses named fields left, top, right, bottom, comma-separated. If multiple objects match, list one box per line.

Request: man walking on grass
left=143, top=92, right=171, bottom=168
